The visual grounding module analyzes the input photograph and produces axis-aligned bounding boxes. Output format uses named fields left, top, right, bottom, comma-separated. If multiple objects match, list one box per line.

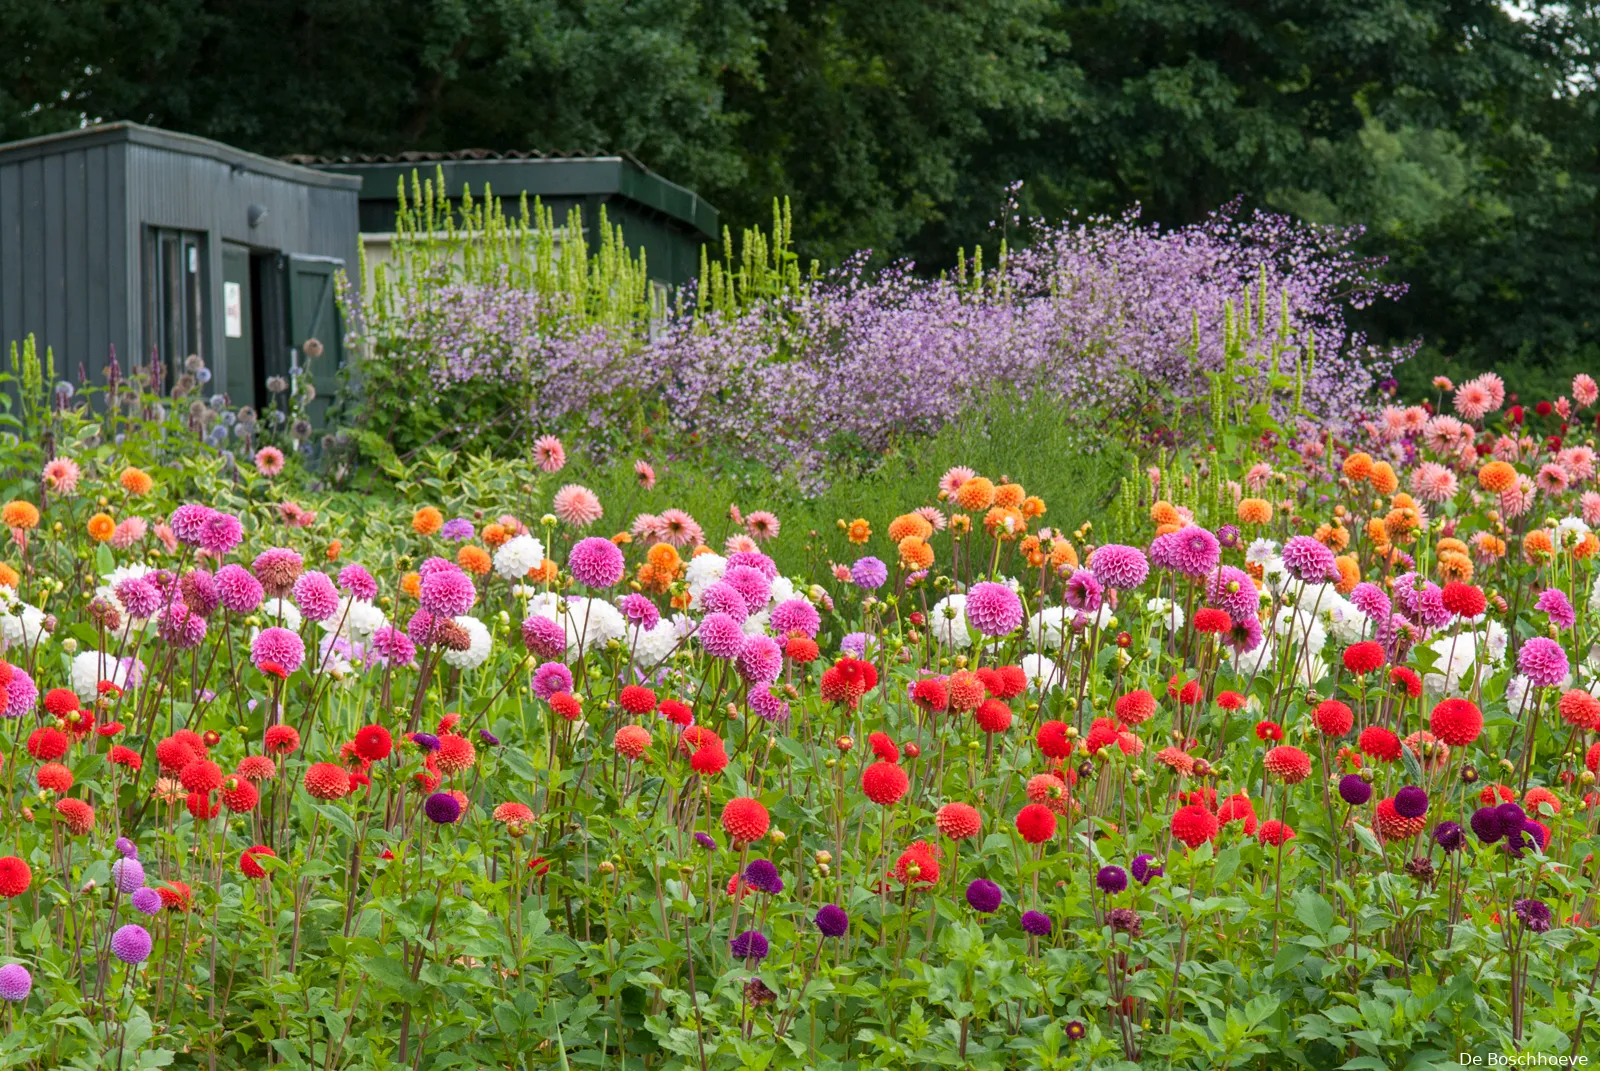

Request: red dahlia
left=303, top=762, right=351, bottom=801
left=1313, top=700, right=1354, bottom=737
left=1114, top=690, right=1157, bottom=725
left=1170, top=804, right=1220, bottom=849
left=1015, top=803, right=1057, bottom=844
left=975, top=698, right=1013, bottom=734
left=1264, top=745, right=1313, bottom=785
left=618, top=684, right=657, bottom=715
left=935, top=803, right=982, bottom=840
left=240, top=844, right=276, bottom=879
left=861, top=761, right=910, bottom=805
left=721, top=797, right=770, bottom=844
left=1431, top=698, right=1484, bottom=746
left=0, top=856, right=31, bottom=898
left=1358, top=726, right=1402, bottom=763
left=1035, top=720, right=1072, bottom=759
left=353, top=725, right=392, bottom=762
left=1342, top=641, right=1385, bottom=675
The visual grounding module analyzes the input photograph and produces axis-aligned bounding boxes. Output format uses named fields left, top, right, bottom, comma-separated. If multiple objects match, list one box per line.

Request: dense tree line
left=5, top=0, right=1600, bottom=381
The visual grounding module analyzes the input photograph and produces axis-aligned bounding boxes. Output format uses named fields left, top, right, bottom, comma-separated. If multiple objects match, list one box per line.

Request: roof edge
left=309, top=155, right=717, bottom=239
left=0, top=122, right=362, bottom=190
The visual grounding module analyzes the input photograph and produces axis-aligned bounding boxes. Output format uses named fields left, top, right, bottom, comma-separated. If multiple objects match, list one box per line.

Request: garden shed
left=292, top=150, right=717, bottom=288
left=0, top=122, right=360, bottom=420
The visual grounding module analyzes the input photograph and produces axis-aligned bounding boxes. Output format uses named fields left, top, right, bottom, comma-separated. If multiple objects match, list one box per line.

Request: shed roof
left=0, top=122, right=362, bottom=191
left=292, top=150, right=718, bottom=240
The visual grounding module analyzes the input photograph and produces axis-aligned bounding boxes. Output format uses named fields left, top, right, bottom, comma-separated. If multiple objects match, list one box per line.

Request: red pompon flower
left=303, top=762, right=351, bottom=801
left=549, top=692, right=582, bottom=721
left=1217, top=793, right=1258, bottom=835
left=1036, top=720, right=1072, bottom=759
left=353, top=725, right=393, bottom=762
left=263, top=725, right=301, bottom=755
left=1389, top=667, right=1422, bottom=699
left=436, top=712, right=461, bottom=734
left=1313, top=700, right=1354, bottom=737
left=157, top=881, right=193, bottom=911
left=1215, top=691, right=1246, bottom=710
left=977, top=665, right=1028, bottom=700
left=220, top=775, right=260, bottom=813
left=96, top=722, right=124, bottom=737
left=42, top=688, right=78, bottom=717
left=1374, top=797, right=1425, bottom=841
left=1342, top=642, right=1385, bottom=675
left=1588, top=743, right=1600, bottom=776
left=721, top=797, right=769, bottom=844
left=868, top=731, right=899, bottom=764
left=26, top=727, right=68, bottom=762
left=0, top=856, right=31, bottom=898
left=1559, top=690, right=1600, bottom=731
left=1440, top=581, right=1487, bottom=619
left=1263, top=745, right=1312, bottom=784
left=1170, top=804, right=1220, bottom=849
left=935, top=802, right=982, bottom=840
left=1167, top=675, right=1201, bottom=705
left=55, top=797, right=94, bottom=835
left=236, top=755, right=276, bottom=782
left=1432, top=698, right=1485, bottom=746
left=818, top=657, right=878, bottom=708
left=1193, top=607, right=1232, bottom=634
left=618, top=684, right=657, bottom=715
left=861, top=761, right=910, bottom=805
left=784, top=636, right=820, bottom=664
left=892, top=840, right=942, bottom=885
left=1015, top=803, right=1057, bottom=844
left=109, top=745, right=142, bottom=771
left=36, top=763, right=72, bottom=793
left=259, top=661, right=288, bottom=680
left=186, top=790, right=219, bottom=820
left=975, top=698, right=1013, bottom=734
left=1254, top=720, right=1284, bottom=742
left=910, top=678, right=949, bottom=713
left=179, top=758, right=223, bottom=794
left=1480, top=783, right=1515, bottom=806
left=240, top=844, right=277, bottom=879
left=946, top=671, right=986, bottom=713
left=613, top=725, right=651, bottom=760
left=436, top=735, right=476, bottom=775
left=677, top=724, right=721, bottom=757
left=155, top=736, right=198, bottom=774
left=1358, top=726, right=1403, bottom=763
left=689, top=743, right=728, bottom=775
left=1114, top=690, right=1157, bottom=725
left=1257, top=820, right=1296, bottom=847
left=658, top=699, right=692, bottom=726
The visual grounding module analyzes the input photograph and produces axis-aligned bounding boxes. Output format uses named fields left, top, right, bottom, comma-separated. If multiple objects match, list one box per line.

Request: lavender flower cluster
left=359, top=206, right=1409, bottom=479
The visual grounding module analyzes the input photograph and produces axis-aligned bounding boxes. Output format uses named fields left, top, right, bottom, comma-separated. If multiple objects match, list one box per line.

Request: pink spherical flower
left=252, top=547, right=304, bottom=598
left=1150, top=526, right=1219, bottom=577
left=1282, top=535, right=1338, bottom=583
left=569, top=536, right=624, bottom=588
left=699, top=580, right=749, bottom=623
left=169, top=504, right=218, bottom=547
left=697, top=612, right=745, bottom=659
left=252, top=627, right=305, bottom=676
left=292, top=570, right=341, bottom=622
left=521, top=615, right=566, bottom=660
left=770, top=598, right=820, bottom=638
left=419, top=567, right=476, bottom=617
left=1518, top=637, right=1570, bottom=689
left=552, top=484, right=603, bottom=528
left=109, top=517, right=147, bottom=549
left=736, top=635, right=783, bottom=684
left=371, top=626, right=416, bottom=667
left=1090, top=544, right=1149, bottom=590
left=337, top=564, right=378, bottom=601
left=965, top=581, right=1023, bottom=636
left=158, top=604, right=207, bottom=649
left=215, top=564, right=264, bottom=614
left=200, top=512, right=244, bottom=556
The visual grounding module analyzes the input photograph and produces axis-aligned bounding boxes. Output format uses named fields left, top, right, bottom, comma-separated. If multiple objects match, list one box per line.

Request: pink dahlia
left=1518, top=637, right=1570, bottom=689
left=657, top=508, right=703, bottom=548
left=419, top=567, right=476, bottom=617
left=251, top=627, right=304, bottom=675
left=215, top=564, right=264, bottom=614
left=965, top=581, right=1023, bottom=636
left=1089, top=544, right=1149, bottom=590
left=552, top=484, right=603, bottom=528
left=41, top=457, right=80, bottom=495
left=291, top=570, right=341, bottom=622
left=534, top=436, right=567, bottom=473
left=569, top=536, right=624, bottom=588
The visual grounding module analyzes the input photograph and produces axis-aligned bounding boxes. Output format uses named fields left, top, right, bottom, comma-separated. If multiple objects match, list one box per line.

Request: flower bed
left=0, top=370, right=1598, bottom=1067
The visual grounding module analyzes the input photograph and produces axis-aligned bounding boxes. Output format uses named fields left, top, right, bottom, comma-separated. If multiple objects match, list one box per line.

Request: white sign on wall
left=224, top=282, right=243, bottom=338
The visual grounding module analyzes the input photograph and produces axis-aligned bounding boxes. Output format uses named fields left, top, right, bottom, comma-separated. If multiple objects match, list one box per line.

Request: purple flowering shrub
left=346, top=202, right=1410, bottom=476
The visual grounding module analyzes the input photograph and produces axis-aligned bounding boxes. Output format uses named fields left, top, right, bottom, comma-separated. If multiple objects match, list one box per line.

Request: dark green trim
left=309, top=157, right=717, bottom=239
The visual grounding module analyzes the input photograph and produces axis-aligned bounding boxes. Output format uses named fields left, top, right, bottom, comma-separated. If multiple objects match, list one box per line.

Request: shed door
left=284, top=255, right=344, bottom=429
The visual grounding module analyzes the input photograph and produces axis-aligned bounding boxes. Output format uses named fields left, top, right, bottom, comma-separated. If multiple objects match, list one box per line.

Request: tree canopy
left=6, top=0, right=1599, bottom=381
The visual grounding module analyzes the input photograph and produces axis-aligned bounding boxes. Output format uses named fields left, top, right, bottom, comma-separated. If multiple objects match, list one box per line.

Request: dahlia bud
left=203, top=730, right=221, bottom=747
left=904, top=743, right=921, bottom=759
left=1584, top=770, right=1597, bottom=786
left=1115, top=632, right=1132, bottom=648
left=770, top=830, right=786, bottom=845
left=835, top=736, right=854, bottom=753
left=815, top=850, right=832, bottom=865
left=597, top=861, right=615, bottom=875
left=1461, top=764, right=1479, bottom=784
